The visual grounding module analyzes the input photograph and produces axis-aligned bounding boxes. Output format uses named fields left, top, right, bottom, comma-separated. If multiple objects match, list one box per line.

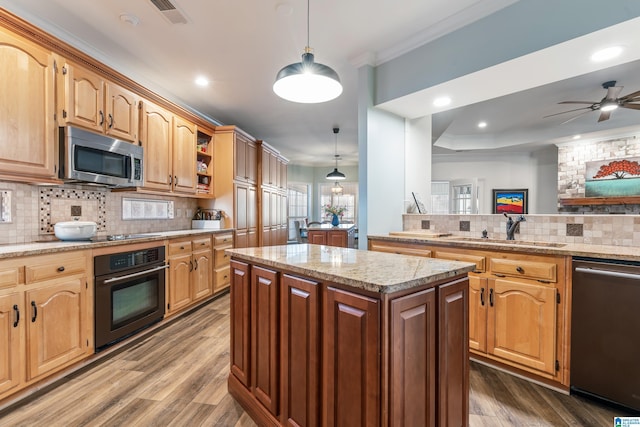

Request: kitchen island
left=226, top=244, right=475, bottom=427
left=306, top=223, right=356, bottom=248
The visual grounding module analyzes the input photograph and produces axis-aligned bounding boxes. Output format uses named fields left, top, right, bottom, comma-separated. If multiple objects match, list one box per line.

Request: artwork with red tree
left=592, top=159, right=640, bottom=179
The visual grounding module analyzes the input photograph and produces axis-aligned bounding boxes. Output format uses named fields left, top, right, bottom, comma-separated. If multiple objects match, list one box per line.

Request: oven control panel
left=95, top=246, right=165, bottom=276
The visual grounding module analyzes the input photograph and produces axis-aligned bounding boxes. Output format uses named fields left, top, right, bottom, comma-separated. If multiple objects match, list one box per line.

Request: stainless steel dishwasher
left=571, top=257, right=640, bottom=413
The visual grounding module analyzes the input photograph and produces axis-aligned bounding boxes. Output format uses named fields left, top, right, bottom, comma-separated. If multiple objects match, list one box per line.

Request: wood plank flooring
left=0, top=292, right=632, bottom=426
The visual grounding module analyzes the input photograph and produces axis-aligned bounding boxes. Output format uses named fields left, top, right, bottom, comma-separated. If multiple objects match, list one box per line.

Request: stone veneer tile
left=566, top=223, right=583, bottom=237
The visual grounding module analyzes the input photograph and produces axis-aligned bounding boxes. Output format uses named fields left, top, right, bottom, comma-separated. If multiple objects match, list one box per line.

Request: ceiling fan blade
left=620, top=103, right=640, bottom=110
left=606, top=86, right=623, bottom=100
left=543, top=106, right=593, bottom=118
left=558, top=101, right=597, bottom=105
left=597, top=110, right=611, bottom=122
left=560, top=110, right=593, bottom=125
left=619, top=90, right=640, bottom=101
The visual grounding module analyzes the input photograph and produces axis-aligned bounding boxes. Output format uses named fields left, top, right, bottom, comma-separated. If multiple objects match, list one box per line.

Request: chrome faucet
left=504, top=212, right=526, bottom=240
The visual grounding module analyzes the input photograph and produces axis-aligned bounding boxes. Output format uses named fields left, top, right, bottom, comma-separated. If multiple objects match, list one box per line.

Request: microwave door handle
left=129, top=154, right=135, bottom=183
left=103, top=264, right=169, bottom=284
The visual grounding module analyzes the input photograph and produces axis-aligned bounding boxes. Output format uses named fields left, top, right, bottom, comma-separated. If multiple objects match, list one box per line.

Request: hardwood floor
left=0, top=292, right=631, bottom=426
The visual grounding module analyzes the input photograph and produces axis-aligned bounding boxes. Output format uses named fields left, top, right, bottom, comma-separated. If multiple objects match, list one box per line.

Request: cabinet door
left=140, top=101, right=172, bottom=190
left=468, top=275, right=487, bottom=353
left=390, top=288, right=436, bottom=427
left=63, top=63, right=104, bottom=133
left=438, top=277, right=469, bottom=427
left=236, top=184, right=249, bottom=231
left=281, top=275, right=319, bottom=427
left=234, top=136, right=247, bottom=181
left=25, top=277, right=87, bottom=380
left=270, top=152, right=279, bottom=187
left=168, top=253, right=193, bottom=313
left=327, top=231, right=347, bottom=248
left=247, top=186, right=258, bottom=230
left=251, top=266, right=279, bottom=416
left=230, top=260, right=251, bottom=387
left=307, top=231, right=326, bottom=245
left=323, top=286, right=379, bottom=427
left=0, top=29, right=55, bottom=179
left=192, top=248, right=213, bottom=301
left=246, top=140, right=258, bottom=184
left=105, top=82, right=139, bottom=142
left=0, top=293, right=22, bottom=397
left=488, top=277, right=556, bottom=375
left=172, top=116, right=196, bottom=194
left=279, top=159, right=288, bottom=190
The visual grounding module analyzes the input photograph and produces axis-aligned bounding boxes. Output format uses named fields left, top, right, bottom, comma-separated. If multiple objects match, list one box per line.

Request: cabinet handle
left=99, top=110, right=104, bottom=126
left=189, top=260, right=193, bottom=272
left=108, top=113, right=114, bottom=128
left=169, top=175, right=173, bottom=184
left=31, top=301, right=37, bottom=322
left=180, top=246, right=185, bottom=250
left=57, top=266, right=65, bottom=272
left=223, top=275, right=228, bottom=280
left=493, top=273, right=505, bottom=278
left=13, top=304, right=19, bottom=327
left=489, top=289, right=494, bottom=307
left=480, top=288, right=485, bottom=306
left=174, top=176, right=178, bottom=186
left=516, top=266, right=524, bottom=273
left=194, top=259, right=198, bottom=270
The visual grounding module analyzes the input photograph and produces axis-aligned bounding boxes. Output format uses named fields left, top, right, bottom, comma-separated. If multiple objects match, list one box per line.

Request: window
left=431, top=181, right=450, bottom=214
left=319, top=182, right=358, bottom=223
left=287, top=183, right=309, bottom=240
left=452, top=184, right=473, bottom=214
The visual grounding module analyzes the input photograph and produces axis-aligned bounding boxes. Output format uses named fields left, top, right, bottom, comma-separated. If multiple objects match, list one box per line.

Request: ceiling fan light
left=326, top=168, right=346, bottom=180
left=600, top=102, right=618, bottom=112
left=274, top=52, right=342, bottom=103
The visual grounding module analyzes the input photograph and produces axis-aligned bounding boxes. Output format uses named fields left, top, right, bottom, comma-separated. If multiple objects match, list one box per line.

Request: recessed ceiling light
left=195, top=76, right=210, bottom=87
left=433, top=96, right=451, bottom=107
left=477, top=121, right=487, bottom=128
left=573, top=135, right=581, bottom=140
left=119, top=13, right=140, bottom=26
left=590, top=46, right=623, bottom=62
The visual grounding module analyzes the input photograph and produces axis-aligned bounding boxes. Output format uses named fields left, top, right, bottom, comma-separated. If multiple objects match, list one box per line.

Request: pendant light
left=273, top=0, right=343, bottom=103
left=331, top=182, right=343, bottom=194
left=326, top=127, right=346, bottom=180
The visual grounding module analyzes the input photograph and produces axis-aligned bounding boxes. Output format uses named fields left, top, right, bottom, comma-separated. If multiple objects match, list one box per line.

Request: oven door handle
left=103, top=264, right=169, bottom=284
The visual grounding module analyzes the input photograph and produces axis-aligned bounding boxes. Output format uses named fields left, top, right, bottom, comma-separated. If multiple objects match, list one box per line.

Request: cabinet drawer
left=434, top=251, right=486, bottom=272
left=25, top=252, right=87, bottom=283
left=368, top=240, right=431, bottom=258
left=214, top=233, right=233, bottom=246
left=490, top=258, right=557, bottom=282
left=168, top=240, right=192, bottom=256
left=192, top=237, right=211, bottom=250
left=0, top=264, right=24, bottom=289
left=214, top=248, right=231, bottom=269
left=215, top=266, right=230, bottom=288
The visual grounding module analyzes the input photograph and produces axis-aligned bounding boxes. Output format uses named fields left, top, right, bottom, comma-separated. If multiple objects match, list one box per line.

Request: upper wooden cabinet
left=139, top=101, right=196, bottom=195
left=259, top=143, right=288, bottom=190
left=235, top=133, right=258, bottom=184
left=0, top=27, right=56, bottom=181
left=60, top=62, right=139, bottom=143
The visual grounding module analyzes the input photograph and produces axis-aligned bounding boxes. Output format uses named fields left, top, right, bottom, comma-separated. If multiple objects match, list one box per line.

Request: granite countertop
left=0, top=228, right=234, bottom=259
left=227, top=244, right=475, bottom=294
left=367, top=233, right=640, bottom=262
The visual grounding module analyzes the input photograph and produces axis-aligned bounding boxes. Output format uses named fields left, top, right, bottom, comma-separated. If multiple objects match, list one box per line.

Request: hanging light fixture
left=331, top=182, right=343, bottom=194
left=326, top=127, right=346, bottom=180
left=273, top=0, right=343, bottom=103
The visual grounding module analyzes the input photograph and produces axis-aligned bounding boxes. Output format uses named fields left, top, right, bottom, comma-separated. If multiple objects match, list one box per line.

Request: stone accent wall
left=403, top=214, right=640, bottom=247
left=557, top=135, right=640, bottom=214
left=0, top=182, right=199, bottom=245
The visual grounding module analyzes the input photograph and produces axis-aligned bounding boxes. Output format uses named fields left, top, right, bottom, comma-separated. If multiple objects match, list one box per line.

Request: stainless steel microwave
left=59, top=126, right=143, bottom=187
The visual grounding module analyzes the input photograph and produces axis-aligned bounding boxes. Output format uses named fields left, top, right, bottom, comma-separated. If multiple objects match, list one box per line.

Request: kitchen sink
left=446, top=237, right=566, bottom=248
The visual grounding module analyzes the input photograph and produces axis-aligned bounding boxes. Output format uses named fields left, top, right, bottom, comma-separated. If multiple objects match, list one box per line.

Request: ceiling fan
left=544, top=80, right=640, bottom=124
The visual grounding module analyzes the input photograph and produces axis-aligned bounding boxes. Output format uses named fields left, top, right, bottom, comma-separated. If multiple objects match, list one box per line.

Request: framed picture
left=492, top=189, right=528, bottom=214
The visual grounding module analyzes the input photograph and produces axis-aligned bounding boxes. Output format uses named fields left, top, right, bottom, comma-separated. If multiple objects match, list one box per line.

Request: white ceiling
left=1, top=0, right=514, bottom=167
left=3, top=1, right=639, bottom=167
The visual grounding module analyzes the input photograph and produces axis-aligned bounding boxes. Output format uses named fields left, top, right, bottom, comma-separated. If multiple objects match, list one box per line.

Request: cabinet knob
left=516, top=266, right=524, bottom=273
left=57, top=266, right=65, bottom=272
left=180, top=246, right=185, bottom=250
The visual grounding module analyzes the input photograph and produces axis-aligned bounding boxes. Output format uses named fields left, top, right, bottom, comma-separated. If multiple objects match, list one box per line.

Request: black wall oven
left=94, top=246, right=167, bottom=351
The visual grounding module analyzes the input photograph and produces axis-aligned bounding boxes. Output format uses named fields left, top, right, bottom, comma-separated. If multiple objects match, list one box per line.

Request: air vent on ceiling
left=149, top=0, right=188, bottom=24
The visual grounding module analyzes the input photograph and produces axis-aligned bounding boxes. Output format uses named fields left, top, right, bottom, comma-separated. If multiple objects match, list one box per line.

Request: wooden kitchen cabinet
left=167, top=236, right=213, bottom=316
left=235, top=133, right=258, bottom=184
left=230, top=260, right=251, bottom=388
left=258, top=142, right=288, bottom=247
left=0, top=251, right=92, bottom=401
left=213, top=233, right=233, bottom=294
left=172, top=116, right=197, bottom=194
left=0, top=27, right=56, bottom=182
left=368, top=239, right=433, bottom=257
left=60, top=62, right=139, bottom=142
left=234, top=183, right=258, bottom=249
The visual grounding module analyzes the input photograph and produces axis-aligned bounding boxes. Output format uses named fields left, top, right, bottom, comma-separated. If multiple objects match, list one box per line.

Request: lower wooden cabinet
left=228, top=258, right=469, bottom=426
left=0, top=251, right=92, bottom=402
left=167, top=236, right=213, bottom=316
left=213, top=233, right=233, bottom=293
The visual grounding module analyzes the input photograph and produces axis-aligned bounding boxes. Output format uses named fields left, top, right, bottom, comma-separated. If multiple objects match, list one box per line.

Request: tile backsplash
left=0, top=182, right=199, bottom=245
left=404, top=214, right=640, bottom=247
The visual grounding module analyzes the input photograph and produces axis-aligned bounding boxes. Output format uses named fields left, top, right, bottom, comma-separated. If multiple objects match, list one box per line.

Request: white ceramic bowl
left=54, top=221, right=97, bottom=241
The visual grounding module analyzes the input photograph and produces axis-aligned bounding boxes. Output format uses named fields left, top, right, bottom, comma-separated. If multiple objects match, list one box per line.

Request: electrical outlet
left=71, top=205, right=82, bottom=216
